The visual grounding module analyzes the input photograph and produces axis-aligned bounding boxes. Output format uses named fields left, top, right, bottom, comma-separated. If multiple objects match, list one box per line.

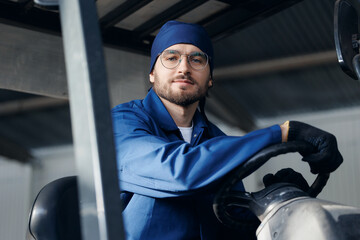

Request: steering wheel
left=213, top=141, right=330, bottom=229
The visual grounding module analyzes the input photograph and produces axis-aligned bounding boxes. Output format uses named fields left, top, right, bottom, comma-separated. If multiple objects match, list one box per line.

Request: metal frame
left=0, top=0, right=304, bottom=54
left=58, top=0, right=124, bottom=239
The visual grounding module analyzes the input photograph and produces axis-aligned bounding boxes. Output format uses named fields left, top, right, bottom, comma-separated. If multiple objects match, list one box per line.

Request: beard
left=152, top=73, right=210, bottom=107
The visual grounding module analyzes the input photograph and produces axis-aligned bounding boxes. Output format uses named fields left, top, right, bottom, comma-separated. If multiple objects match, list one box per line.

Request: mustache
left=171, top=75, right=195, bottom=83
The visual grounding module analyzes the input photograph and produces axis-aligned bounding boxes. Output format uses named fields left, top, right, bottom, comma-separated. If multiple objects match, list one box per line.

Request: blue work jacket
left=112, top=88, right=282, bottom=240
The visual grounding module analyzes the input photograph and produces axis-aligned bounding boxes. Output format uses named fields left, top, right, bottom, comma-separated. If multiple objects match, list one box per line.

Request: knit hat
left=150, top=20, right=214, bottom=76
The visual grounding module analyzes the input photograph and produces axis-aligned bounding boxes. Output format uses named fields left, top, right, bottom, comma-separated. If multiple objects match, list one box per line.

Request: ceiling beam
left=0, top=1, right=151, bottom=54
left=0, top=0, right=61, bottom=34
left=0, top=97, right=68, bottom=116
left=214, top=50, right=337, bottom=80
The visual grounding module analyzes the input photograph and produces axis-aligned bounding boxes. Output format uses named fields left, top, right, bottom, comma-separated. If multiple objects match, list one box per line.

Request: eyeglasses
left=159, top=50, right=209, bottom=70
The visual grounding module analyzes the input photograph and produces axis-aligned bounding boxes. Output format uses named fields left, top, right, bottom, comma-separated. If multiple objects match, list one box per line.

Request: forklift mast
left=34, top=0, right=125, bottom=240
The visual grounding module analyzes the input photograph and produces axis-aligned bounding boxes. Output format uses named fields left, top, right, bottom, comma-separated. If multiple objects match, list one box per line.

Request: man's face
left=149, top=44, right=213, bottom=107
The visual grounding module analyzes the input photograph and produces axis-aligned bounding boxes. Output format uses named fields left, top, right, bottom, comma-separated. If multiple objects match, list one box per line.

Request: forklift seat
left=27, top=176, right=82, bottom=240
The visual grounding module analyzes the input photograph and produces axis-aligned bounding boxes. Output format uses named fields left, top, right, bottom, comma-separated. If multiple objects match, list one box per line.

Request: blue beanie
left=150, top=20, right=213, bottom=76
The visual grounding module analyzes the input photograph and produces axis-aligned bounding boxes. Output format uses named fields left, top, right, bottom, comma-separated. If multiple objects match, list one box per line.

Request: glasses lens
left=160, top=50, right=209, bottom=70
left=188, top=52, right=208, bottom=70
left=161, top=50, right=180, bottom=69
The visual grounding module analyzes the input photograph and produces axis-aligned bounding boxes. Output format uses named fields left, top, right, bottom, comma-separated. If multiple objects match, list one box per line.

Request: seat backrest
left=27, top=176, right=82, bottom=240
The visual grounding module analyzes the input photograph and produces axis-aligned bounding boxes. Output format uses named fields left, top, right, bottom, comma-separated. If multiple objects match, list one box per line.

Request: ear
left=208, top=76, right=213, bottom=88
left=149, top=71, right=155, bottom=84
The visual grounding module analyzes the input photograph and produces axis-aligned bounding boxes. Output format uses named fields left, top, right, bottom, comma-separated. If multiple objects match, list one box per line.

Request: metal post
left=57, top=0, right=124, bottom=239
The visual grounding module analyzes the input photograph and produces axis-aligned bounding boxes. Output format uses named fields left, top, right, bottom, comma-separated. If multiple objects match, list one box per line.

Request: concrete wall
left=0, top=145, right=77, bottom=240
left=0, top=157, right=31, bottom=240
left=30, top=145, right=77, bottom=201
left=0, top=23, right=150, bottom=105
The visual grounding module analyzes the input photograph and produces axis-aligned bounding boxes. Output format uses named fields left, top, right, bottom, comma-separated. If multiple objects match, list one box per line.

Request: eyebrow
left=165, top=49, right=204, bottom=55
left=167, top=49, right=179, bottom=54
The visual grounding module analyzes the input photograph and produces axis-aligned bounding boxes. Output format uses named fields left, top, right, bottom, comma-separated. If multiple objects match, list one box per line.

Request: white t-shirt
left=178, top=123, right=194, bottom=143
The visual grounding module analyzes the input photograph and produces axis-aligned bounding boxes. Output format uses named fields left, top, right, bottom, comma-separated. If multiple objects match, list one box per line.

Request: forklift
left=25, top=0, right=360, bottom=239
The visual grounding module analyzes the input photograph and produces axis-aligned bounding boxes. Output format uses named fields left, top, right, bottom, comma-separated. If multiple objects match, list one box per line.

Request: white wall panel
left=0, top=145, right=77, bottom=239
left=0, top=157, right=32, bottom=240
left=30, top=145, right=76, bottom=200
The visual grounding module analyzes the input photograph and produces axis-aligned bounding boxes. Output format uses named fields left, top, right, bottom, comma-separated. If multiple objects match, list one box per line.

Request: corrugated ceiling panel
left=96, top=0, right=127, bottom=18
left=176, top=0, right=229, bottom=23
left=214, top=0, right=336, bottom=67
left=115, top=0, right=181, bottom=30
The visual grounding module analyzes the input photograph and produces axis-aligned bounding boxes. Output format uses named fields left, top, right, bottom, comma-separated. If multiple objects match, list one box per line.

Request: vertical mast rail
left=58, top=0, right=124, bottom=239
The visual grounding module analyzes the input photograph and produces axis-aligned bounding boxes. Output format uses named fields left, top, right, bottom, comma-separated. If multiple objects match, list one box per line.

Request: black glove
left=263, top=168, right=310, bottom=192
left=288, top=121, right=343, bottom=174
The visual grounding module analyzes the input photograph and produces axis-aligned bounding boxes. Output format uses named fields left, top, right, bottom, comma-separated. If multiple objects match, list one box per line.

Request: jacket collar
left=142, top=88, right=208, bottom=131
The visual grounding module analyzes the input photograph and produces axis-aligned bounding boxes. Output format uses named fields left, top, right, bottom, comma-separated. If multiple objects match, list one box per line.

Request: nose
left=177, top=55, right=191, bottom=73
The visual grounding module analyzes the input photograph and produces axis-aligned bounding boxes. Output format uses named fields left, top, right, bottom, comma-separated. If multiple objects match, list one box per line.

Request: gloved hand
left=287, top=121, right=343, bottom=174
left=263, top=168, right=310, bottom=192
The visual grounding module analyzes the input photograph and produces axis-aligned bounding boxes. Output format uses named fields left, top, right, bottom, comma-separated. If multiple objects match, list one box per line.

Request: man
left=112, top=21, right=343, bottom=240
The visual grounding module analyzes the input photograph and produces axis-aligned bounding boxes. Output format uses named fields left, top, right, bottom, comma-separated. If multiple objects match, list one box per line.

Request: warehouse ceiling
left=0, top=0, right=360, bottom=162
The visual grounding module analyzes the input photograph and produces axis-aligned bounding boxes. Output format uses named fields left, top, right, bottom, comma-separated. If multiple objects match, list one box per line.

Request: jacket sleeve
left=112, top=108, right=282, bottom=198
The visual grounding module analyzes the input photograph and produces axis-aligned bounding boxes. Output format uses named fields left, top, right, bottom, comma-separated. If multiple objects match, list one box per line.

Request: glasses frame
left=158, top=50, right=209, bottom=70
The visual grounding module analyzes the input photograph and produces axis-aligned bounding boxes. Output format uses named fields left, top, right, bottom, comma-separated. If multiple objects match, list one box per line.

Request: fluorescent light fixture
left=34, top=0, right=59, bottom=7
